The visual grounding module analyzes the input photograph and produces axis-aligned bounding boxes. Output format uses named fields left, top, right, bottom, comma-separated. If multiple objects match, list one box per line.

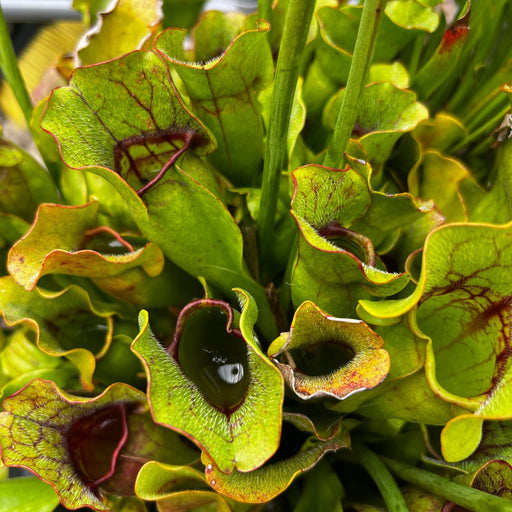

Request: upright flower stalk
left=323, top=0, right=387, bottom=169
left=258, top=0, right=316, bottom=268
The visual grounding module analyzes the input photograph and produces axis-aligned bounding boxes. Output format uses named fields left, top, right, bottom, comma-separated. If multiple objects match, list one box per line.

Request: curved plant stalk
left=258, top=0, right=316, bottom=268
left=381, top=456, right=512, bottom=512
left=323, top=0, right=387, bottom=169
left=351, top=441, right=408, bottom=512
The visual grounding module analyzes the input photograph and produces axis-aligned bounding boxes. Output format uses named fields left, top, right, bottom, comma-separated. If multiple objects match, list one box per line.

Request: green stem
left=407, top=34, right=424, bottom=81
left=257, top=0, right=315, bottom=269
left=257, top=0, right=272, bottom=24
left=381, top=456, right=512, bottom=512
left=322, top=0, right=386, bottom=169
left=0, top=6, right=33, bottom=126
left=352, top=441, right=408, bottom=512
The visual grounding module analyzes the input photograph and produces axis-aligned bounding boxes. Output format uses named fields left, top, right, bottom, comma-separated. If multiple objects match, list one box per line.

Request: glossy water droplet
left=178, top=305, right=250, bottom=413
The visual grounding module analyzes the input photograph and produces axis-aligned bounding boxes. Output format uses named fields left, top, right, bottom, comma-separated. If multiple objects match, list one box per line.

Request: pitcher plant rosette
left=1, top=0, right=512, bottom=510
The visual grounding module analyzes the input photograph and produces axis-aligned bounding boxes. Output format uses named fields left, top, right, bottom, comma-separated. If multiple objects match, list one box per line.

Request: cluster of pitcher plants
left=1, top=0, right=512, bottom=510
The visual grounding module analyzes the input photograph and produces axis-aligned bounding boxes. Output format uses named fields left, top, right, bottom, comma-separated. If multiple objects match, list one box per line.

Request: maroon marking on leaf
left=68, top=404, right=129, bottom=493
left=90, top=405, right=129, bottom=489
left=352, top=121, right=373, bottom=136
left=491, top=345, right=512, bottom=393
left=440, top=7, right=470, bottom=55
left=166, top=299, right=241, bottom=359
left=317, top=223, right=376, bottom=266
left=480, top=296, right=512, bottom=322
left=113, top=128, right=198, bottom=196
left=137, top=132, right=194, bottom=197
left=417, top=238, right=512, bottom=397
left=439, top=27, right=469, bottom=54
